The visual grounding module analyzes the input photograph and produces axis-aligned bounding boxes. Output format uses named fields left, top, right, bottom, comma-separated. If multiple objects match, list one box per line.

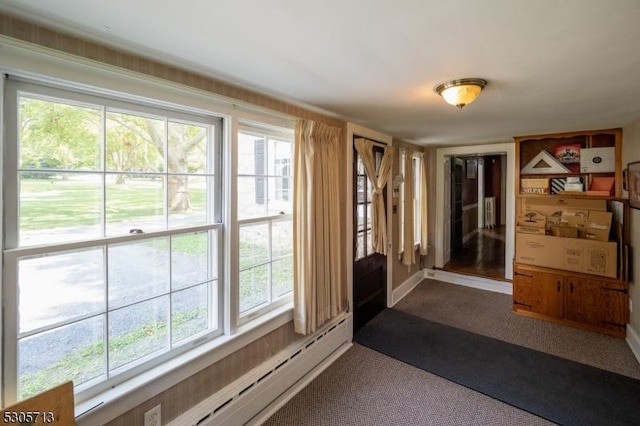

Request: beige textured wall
left=621, top=120, right=640, bottom=338
left=0, top=13, right=348, bottom=425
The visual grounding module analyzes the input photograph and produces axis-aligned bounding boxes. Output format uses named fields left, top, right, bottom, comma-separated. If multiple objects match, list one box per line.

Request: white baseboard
left=423, top=268, right=512, bottom=295
left=390, top=270, right=424, bottom=306
left=168, top=315, right=351, bottom=426
left=626, top=324, right=640, bottom=365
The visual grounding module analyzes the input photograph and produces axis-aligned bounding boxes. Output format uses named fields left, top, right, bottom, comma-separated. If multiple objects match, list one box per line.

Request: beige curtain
left=293, top=119, right=346, bottom=335
left=354, top=138, right=396, bottom=255
left=419, top=152, right=429, bottom=256
left=401, top=148, right=416, bottom=265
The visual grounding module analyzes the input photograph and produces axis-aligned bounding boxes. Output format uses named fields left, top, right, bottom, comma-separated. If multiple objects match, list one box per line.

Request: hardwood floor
left=443, top=226, right=506, bottom=280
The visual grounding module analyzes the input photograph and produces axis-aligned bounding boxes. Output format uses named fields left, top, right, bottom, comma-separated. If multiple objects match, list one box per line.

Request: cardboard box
left=516, top=225, right=546, bottom=235
left=522, top=198, right=606, bottom=230
left=515, top=234, right=617, bottom=278
left=521, top=178, right=549, bottom=194
left=517, top=210, right=546, bottom=228
left=586, top=176, right=615, bottom=196
left=585, top=211, right=612, bottom=241
left=580, top=147, right=616, bottom=173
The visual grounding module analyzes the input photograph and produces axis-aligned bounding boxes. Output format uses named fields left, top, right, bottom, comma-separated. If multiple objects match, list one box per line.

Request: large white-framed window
left=2, top=78, right=223, bottom=403
left=236, top=125, right=294, bottom=324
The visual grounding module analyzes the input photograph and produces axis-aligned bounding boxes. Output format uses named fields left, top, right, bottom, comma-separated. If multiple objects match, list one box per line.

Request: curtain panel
left=293, top=120, right=346, bottom=335
left=354, top=138, right=395, bottom=255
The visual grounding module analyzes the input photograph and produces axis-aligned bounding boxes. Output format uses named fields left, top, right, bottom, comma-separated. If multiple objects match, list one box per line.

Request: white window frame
left=399, top=150, right=422, bottom=253
left=235, top=124, right=294, bottom=327
left=2, top=78, right=225, bottom=405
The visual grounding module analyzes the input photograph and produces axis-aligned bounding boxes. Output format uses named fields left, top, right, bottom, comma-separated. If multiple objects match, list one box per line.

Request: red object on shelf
left=586, top=176, right=615, bottom=196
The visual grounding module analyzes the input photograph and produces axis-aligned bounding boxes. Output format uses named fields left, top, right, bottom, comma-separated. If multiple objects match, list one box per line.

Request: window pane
left=109, top=296, right=169, bottom=371
left=267, top=177, right=291, bottom=215
left=272, top=257, right=293, bottom=298
left=267, top=138, right=291, bottom=176
left=171, top=284, right=209, bottom=344
left=237, top=177, right=267, bottom=220
left=357, top=175, right=367, bottom=203
left=168, top=121, right=207, bottom=174
left=272, top=220, right=292, bottom=259
left=238, top=133, right=264, bottom=175
left=106, top=112, right=164, bottom=173
left=357, top=204, right=365, bottom=232
left=108, top=238, right=169, bottom=309
left=19, top=248, right=104, bottom=334
left=19, top=172, right=102, bottom=246
left=239, top=265, right=269, bottom=314
left=19, top=96, right=101, bottom=171
left=106, top=174, right=165, bottom=235
left=171, top=231, right=210, bottom=290
left=367, top=230, right=374, bottom=255
left=239, top=223, right=270, bottom=269
left=168, top=175, right=207, bottom=227
left=18, top=316, right=105, bottom=401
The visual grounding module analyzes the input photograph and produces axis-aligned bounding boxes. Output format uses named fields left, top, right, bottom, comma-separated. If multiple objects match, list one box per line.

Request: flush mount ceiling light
left=435, top=78, right=487, bottom=108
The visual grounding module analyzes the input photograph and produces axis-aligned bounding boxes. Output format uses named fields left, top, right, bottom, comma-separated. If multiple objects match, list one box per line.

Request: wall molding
left=626, top=324, right=640, bottom=365
left=423, top=268, right=512, bottom=295
left=391, top=270, right=424, bottom=306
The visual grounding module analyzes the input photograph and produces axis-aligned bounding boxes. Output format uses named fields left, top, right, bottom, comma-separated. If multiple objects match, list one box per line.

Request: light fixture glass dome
left=435, top=78, right=487, bottom=108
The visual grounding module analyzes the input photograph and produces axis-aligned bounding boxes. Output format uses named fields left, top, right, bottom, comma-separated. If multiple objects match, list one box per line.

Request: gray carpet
left=263, top=279, right=640, bottom=425
left=355, top=308, right=640, bottom=426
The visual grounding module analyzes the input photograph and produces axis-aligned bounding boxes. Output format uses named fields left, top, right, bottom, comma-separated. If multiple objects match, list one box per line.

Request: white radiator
left=168, top=316, right=352, bottom=426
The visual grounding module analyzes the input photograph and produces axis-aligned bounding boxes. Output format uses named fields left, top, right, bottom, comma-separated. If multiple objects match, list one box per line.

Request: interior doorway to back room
left=443, top=154, right=507, bottom=281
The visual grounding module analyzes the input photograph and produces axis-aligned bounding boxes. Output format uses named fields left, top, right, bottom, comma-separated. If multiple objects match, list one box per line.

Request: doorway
left=352, top=142, right=387, bottom=332
left=435, top=144, right=515, bottom=282
left=443, top=154, right=507, bottom=280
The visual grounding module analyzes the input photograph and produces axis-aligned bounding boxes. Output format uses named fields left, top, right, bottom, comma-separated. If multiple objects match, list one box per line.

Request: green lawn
left=19, top=178, right=205, bottom=231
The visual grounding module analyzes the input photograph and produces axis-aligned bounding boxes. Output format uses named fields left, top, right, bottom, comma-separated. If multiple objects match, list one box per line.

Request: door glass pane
left=171, top=284, right=209, bottom=344
left=19, top=172, right=102, bottom=246
left=367, top=230, right=374, bottom=254
left=105, top=174, right=165, bottom=235
left=18, top=316, right=105, bottom=401
left=19, top=248, right=105, bottom=334
left=109, top=296, right=169, bottom=371
left=356, top=232, right=365, bottom=260
left=357, top=204, right=365, bottom=231
left=106, top=112, right=164, bottom=173
left=108, top=238, right=169, bottom=309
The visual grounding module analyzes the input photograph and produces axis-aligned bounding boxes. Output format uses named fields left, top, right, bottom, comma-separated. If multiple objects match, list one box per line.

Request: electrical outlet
left=144, top=404, right=161, bottom=426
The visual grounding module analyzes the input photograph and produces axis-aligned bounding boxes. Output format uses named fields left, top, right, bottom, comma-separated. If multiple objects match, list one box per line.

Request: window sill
left=75, top=304, right=294, bottom=425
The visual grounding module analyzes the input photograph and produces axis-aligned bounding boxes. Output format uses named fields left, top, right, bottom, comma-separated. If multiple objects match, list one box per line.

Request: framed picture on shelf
left=628, top=161, right=640, bottom=210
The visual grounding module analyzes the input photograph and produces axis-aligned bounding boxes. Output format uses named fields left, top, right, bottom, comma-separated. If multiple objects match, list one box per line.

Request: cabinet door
left=564, top=276, right=629, bottom=332
left=564, top=276, right=600, bottom=326
left=513, top=266, right=563, bottom=318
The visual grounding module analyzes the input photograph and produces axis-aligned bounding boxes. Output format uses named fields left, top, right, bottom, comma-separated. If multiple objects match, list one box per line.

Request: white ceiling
left=2, top=0, right=640, bottom=146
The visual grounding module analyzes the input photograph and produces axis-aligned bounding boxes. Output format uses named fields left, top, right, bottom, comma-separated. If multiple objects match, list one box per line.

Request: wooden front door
left=353, top=143, right=387, bottom=332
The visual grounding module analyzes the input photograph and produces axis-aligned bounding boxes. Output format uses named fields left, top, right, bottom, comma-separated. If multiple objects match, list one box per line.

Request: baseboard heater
left=167, top=316, right=351, bottom=426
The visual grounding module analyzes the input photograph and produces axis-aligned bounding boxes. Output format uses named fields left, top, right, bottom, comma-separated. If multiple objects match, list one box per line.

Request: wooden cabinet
left=513, top=266, right=563, bottom=318
left=513, top=128, right=629, bottom=336
left=513, top=265, right=629, bottom=337
left=515, top=128, right=622, bottom=197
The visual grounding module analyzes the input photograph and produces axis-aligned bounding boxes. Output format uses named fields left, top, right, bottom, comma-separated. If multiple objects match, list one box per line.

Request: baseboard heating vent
left=167, top=316, right=351, bottom=426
